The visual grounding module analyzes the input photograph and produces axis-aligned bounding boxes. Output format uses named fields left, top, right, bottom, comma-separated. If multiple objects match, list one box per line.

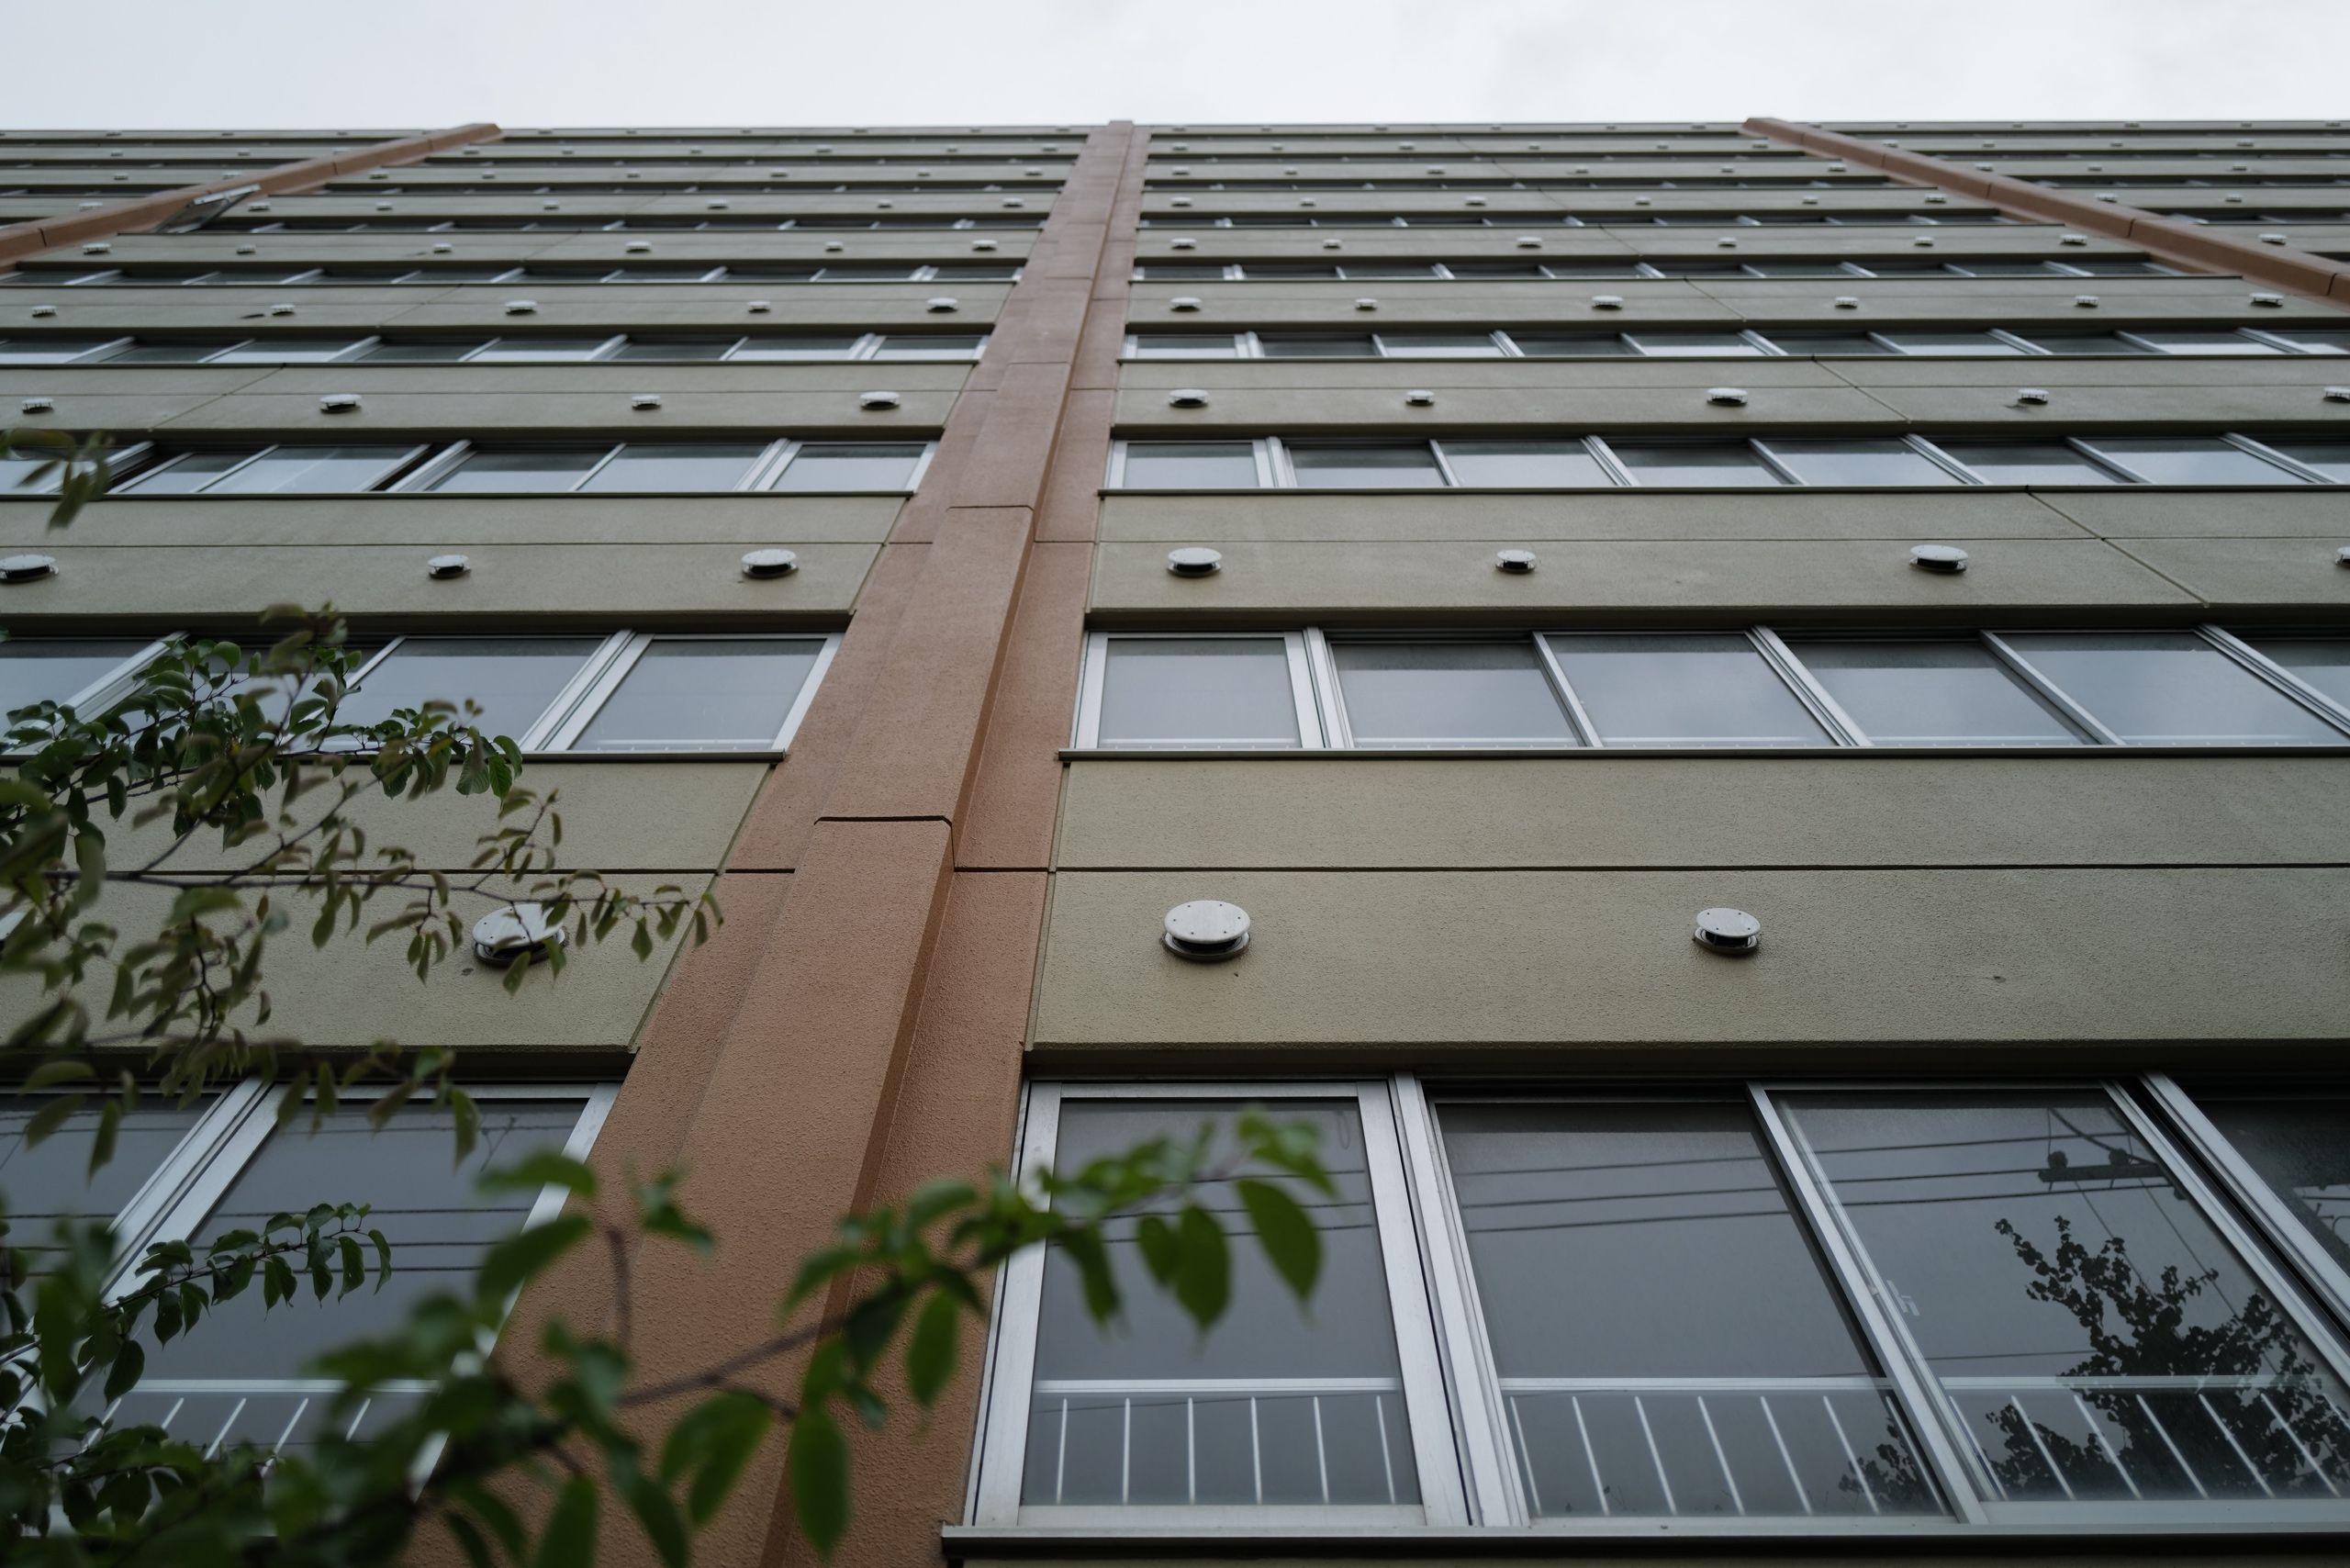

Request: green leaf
left=443, top=1510, right=496, bottom=1568
left=479, top=1151, right=598, bottom=1199
left=657, top=1389, right=773, bottom=1526
left=1173, top=1203, right=1231, bottom=1331
left=338, top=1234, right=364, bottom=1296
left=370, top=1226, right=394, bottom=1289
left=103, top=1339, right=144, bottom=1402
left=476, top=1214, right=590, bottom=1303
left=1236, top=1179, right=1320, bottom=1303
left=620, top=1468, right=689, bottom=1568
left=1134, top=1214, right=1179, bottom=1286
left=788, top=1403, right=851, bottom=1556
left=905, top=1291, right=959, bottom=1406
left=532, top=1475, right=599, bottom=1568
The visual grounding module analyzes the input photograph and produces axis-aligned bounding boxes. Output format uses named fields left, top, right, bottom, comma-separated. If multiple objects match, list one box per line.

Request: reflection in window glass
left=0, top=337, right=121, bottom=364
left=339, top=637, right=603, bottom=743
left=1762, top=441, right=1960, bottom=487
left=2000, top=633, right=2341, bottom=745
left=574, top=639, right=822, bottom=751
left=207, top=445, right=414, bottom=494
left=610, top=337, right=736, bottom=362
left=422, top=448, right=606, bottom=493
left=1932, top=442, right=2122, bottom=486
left=871, top=335, right=985, bottom=360
left=2192, top=1089, right=2350, bottom=1281
left=1097, top=638, right=1299, bottom=749
left=1290, top=443, right=1445, bottom=488
left=579, top=443, right=764, bottom=491
left=1610, top=443, right=1783, bottom=487
left=1763, top=332, right=1897, bottom=355
left=1119, top=442, right=1259, bottom=487
left=127, top=1097, right=593, bottom=1455
left=356, top=340, right=481, bottom=362
left=0, top=1096, right=207, bottom=1272
left=1795, top=641, right=2087, bottom=746
left=2255, top=442, right=2350, bottom=483
left=1782, top=1091, right=2350, bottom=1509
left=1441, top=1102, right=1940, bottom=1518
left=1332, top=642, right=1575, bottom=747
left=1548, top=634, right=1830, bottom=747
left=2244, top=636, right=2350, bottom=709
left=2257, top=329, right=2350, bottom=355
left=0, top=639, right=151, bottom=717
left=1438, top=441, right=1607, bottom=487
left=119, top=450, right=263, bottom=494
left=2078, top=439, right=2305, bottom=485
left=767, top=443, right=925, bottom=491
left=1022, top=1101, right=1417, bottom=1508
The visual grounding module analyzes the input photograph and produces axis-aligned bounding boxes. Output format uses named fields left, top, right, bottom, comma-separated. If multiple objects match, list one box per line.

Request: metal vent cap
left=1164, top=900, right=1250, bottom=961
left=1693, top=907, right=1760, bottom=956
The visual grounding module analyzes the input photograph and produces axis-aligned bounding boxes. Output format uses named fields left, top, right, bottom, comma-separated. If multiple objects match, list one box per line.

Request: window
left=0, top=337, right=128, bottom=364
left=31, top=1082, right=614, bottom=1454
left=0, top=637, right=162, bottom=721
left=119, top=445, right=424, bottom=496
left=578, top=443, right=767, bottom=491
left=332, top=633, right=835, bottom=753
left=1257, top=335, right=1377, bottom=358
left=1931, top=442, right=2125, bottom=486
left=1437, top=441, right=1608, bottom=487
left=975, top=1077, right=2350, bottom=1532
left=418, top=447, right=610, bottom=493
left=1757, top=440, right=1962, bottom=487
left=766, top=442, right=928, bottom=491
left=1117, top=442, right=1262, bottom=488
left=1621, top=331, right=1765, bottom=358
left=1289, top=443, right=1446, bottom=488
left=1510, top=333, right=1639, bottom=357
left=1071, top=629, right=2350, bottom=753
left=1608, top=442, right=1785, bottom=487
left=2075, top=439, right=2305, bottom=486
left=465, top=336, right=621, bottom=362
left=1872, top=332, right=2024, bottom=357
left=2252, top=441, right=2350, bottom=483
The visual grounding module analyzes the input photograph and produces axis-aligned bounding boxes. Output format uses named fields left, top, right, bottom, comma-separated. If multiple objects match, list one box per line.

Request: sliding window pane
left=207, top=337, right=366, bottom=364
left=2189, top=1088, right=2350, bottom=1281
left=1, top=1096, right=207, bottom=1273
left=579, top=442, right=764, bottom=491
left=1118, top=442, right=1259, bottom=487
left=1128, top=334, right=1237, bottom=358
left=0, top=639, right=151, bottom=716
left=871, top=335, right=984, bottom=360
left=118, top=449, right=262, bottom=494
left=1793, top=641, right=2088, bottom=745
left=465, top=338, right=616, bottom=362
left=1021, top=1100, right=1417, bottom=1508
left=0, top=337, right=121, bottom=364
left=2241, top=636, right=2350, bottom=709
left=1332, top=642, right=1576, bottom=747
left=1438, top=441, right=1608, bottom=487
left=422, top=448, right=606, bottom=492
left=1547, top=634, right=1830, bottom=747
left=1377, top=332, right=1505, bottom=358
left=1290, top=443, right=1445, bottom=488
left=1762, top=332, right=1897, bottom=355
left=356, top=340, right=481, bottom=362
left=2132, top=330, right=2278, bottom=355
left=2078, top=438, right=2306, bottom=485
left=767, top=443, right=925, bottom=491
left=1256, top=335, right=1375, bottom=358
left=2001, top=633, right=2341, bottom=745
left=610, top=337, right=737, bottom=361
left=1610, top=442, right=1781, bottom=487
left=1440, top=1102, right=1941, bottom=1518
left=726, top=334, right=863, bottom=361
left=208, top=445, right=414, bottom=494
left=339, top=637, right=602, bottom=743
left=1761, top=440, right=1960, bottom=487
left=2009, top=333, right=2155, bottom=356
left=1932, top=442, right=2122, bottom=485
left=1507, top=333, right=1637, bottom=357
left=573, top=639, right=822, bottom=751
left=1781, top=1091, right=2350, bottom=1511
left=2252, top=441, right=2350, bottom=482
left=1873, top=332, right=2023, bottom=356
left=1621, top=331, right=1764, bottom=357
left=2256, top=329, right=2350, bottom=354
left=1096, top=638, right=1299, bottom=749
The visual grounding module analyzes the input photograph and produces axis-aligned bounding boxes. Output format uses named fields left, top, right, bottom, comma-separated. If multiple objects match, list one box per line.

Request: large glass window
left=1289, top=443, right=1446, bottom=488
left=1793, top=641, right=2089, bottom=746
left=420, top=447, right=608, bottom=493
left=1760, top=441, right=1961, bottom=487
left=1932, top=442, right=2123, bottom=486
left=568, top=637, right=826, bottom=751
left=1546, top=634, right=1830, bottom=748
left=0, top=638, right=154, bottom=718
left=2242, top=636, right=2350, bottom=710
left=339, top=636, right=606, bottom=743
left=1331, top=642, right=1576, bottom=747
left=2077, top=439, right=2305, bottom=486
left=1119, top=442, right=1260, bottom=488
left=1438, top=441, right=1607, bottom=487
left=1092, top=637, right=1302, bottom=749
left=1998, top=633, right=2341, bottom=745
left=2186, top=1088, right=2350, bottom=1282
left=577, top=442, right=765, bottom=491
left=1, top=1096, right=208, bottom=1273
left=1609, top=442, right=1785, bottom=487
left=766, top=443, right=926, bottom=491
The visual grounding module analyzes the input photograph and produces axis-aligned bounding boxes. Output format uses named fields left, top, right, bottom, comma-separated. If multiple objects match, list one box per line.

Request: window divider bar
left=1979, top=632, right=2125, bottom=746
left=2196, top=625, right=2350, bottom=737
left=1751, top=626, right=1869, bottom=746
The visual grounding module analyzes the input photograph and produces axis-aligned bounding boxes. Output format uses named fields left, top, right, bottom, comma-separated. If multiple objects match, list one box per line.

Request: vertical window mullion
left=1746, top=441, right=1805, bottom=487
left=1301, top=628, right=1349, bottom=749
left=1580, top=435, right=1633, bottom=487
left=568, top=442, right=626, bottom=492
left=2195, top=625, right=2350, bottom=737
left=2225, top=432, right=2336, bottom=485
left=1259, top=438, right=1288, bottom=488
left=1531, top=633, right=1603, bottom=747
left=971, top=1082, right=1065, bottom=1524
left=1427, top=442, right=1462, bottom=487
left=1747, top=1084, right=1994, bottom=1526
left=1283, top=631, right=1327, bottom=748
left=1751, top=627, right=1870, bottom=745
left=1978, top=632, right=2125, bottom=745
left=1907, top=435, right=1984, bottom=485
left=1072, top=632, right=1112, bottom=746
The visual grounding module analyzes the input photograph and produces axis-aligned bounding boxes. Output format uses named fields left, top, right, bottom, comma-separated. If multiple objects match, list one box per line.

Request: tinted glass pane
left=1548, top=634, right=1830, bottom=747
left=119, top=449, right=262, bottom=494
left=2079, top=438, right=2304, bottom=485
left=0, top=338, right=120, bottom=364
left=105, top=342, right=241, bottom=364
left=1119, top=442, right=1258, bottom=487
left=1256, top=335, right=1376, bottom=358
left=129, top=1097, right=593, bottom=1454
left=1762, top=440, right=1960, bottom=486
left=2191, top=1090, right=2350, bottom=1279
left=1332, top=641, right=1576, bottom=746
left=1794, top=641, right=2087, bottom=746
left=423, top=448, right=606, bottom=492
left=1763, top=332, right=1897, bottom=355
left=1096, top=638, right=1298, bottom=748
left=726, top=334, right=863, bottom=360
left=1507, top=333, right=1637, bottom=357
left=208, top=445, right=412, bottom=494
left=1022, top=1101, right=1416, bottom=1508
left=340, top=637, right=602, bottom=742
left=1290, top=444, right=1444, bottom=487
left=1932, top=441, right=2121, bottom=485
left=767, top=443, right=925, bottom=490
left=466, top=338, right=614, bottom=362
left=0, top=1095, right=206, bottom=1270
left=356, top=340, right=482, bottom=362
left=2132, top=331, right=2278, bottom=355
left=1782, top=1091, right=2350, bottom=1509
left=1127, top=334, right=1237, bottom=358
left=1874, top=332, right=2024, bottom=356
left=610, top=337, right=736, bottom=361
left=574, top=639, right=822, bottom=751
left=207, top=338, right=366, bottom=363
left=579, top=443, right=763, bottom=491
left=1610, top=443, right=1782, bottom=487
left=2257, top=329, right=2350, bottom=354
left=2002, top=632, right=2342, bottom=745
left=1377, top=332, right=1504, bottom=358
left=1622, top=332, right=1764, bottom=357
left=2243, top=636, right=2350, bottom=708
left=2255, top=441, right=2350, bottom=482
left=870, top=335, right=984, bottom=359
left=1440, top=1102, right=1939, bottom=1519
left=1438, top=441, right=1608, bottom=487
left=0, top=639, right=150, bottom=716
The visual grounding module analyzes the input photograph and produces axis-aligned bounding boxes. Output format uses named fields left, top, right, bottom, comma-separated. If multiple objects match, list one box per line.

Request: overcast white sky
left=11, top=0, right=2347, bottom=130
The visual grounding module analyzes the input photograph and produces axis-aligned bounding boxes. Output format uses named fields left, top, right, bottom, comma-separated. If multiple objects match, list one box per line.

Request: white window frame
left=536, top=631, right=841, bottom=754
left=968, top=1079, right=1465, bottom=1529
left=1073, top=630, right=1322, bottom=750
left=1104, top=438, right=1273, bottom=490
left=122, top=442, right=431, bottom=497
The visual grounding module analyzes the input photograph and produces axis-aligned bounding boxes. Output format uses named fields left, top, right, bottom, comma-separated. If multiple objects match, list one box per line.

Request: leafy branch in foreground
left=0, top=428, right=112, bottom=530
left=0, top=610, right=721, bottom=1165
left=0, top=1113, right=1330, bottom=1565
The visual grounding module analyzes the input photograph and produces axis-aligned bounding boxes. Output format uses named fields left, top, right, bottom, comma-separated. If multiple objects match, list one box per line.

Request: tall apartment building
left=5, top=115, right=2350, bottom=1568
